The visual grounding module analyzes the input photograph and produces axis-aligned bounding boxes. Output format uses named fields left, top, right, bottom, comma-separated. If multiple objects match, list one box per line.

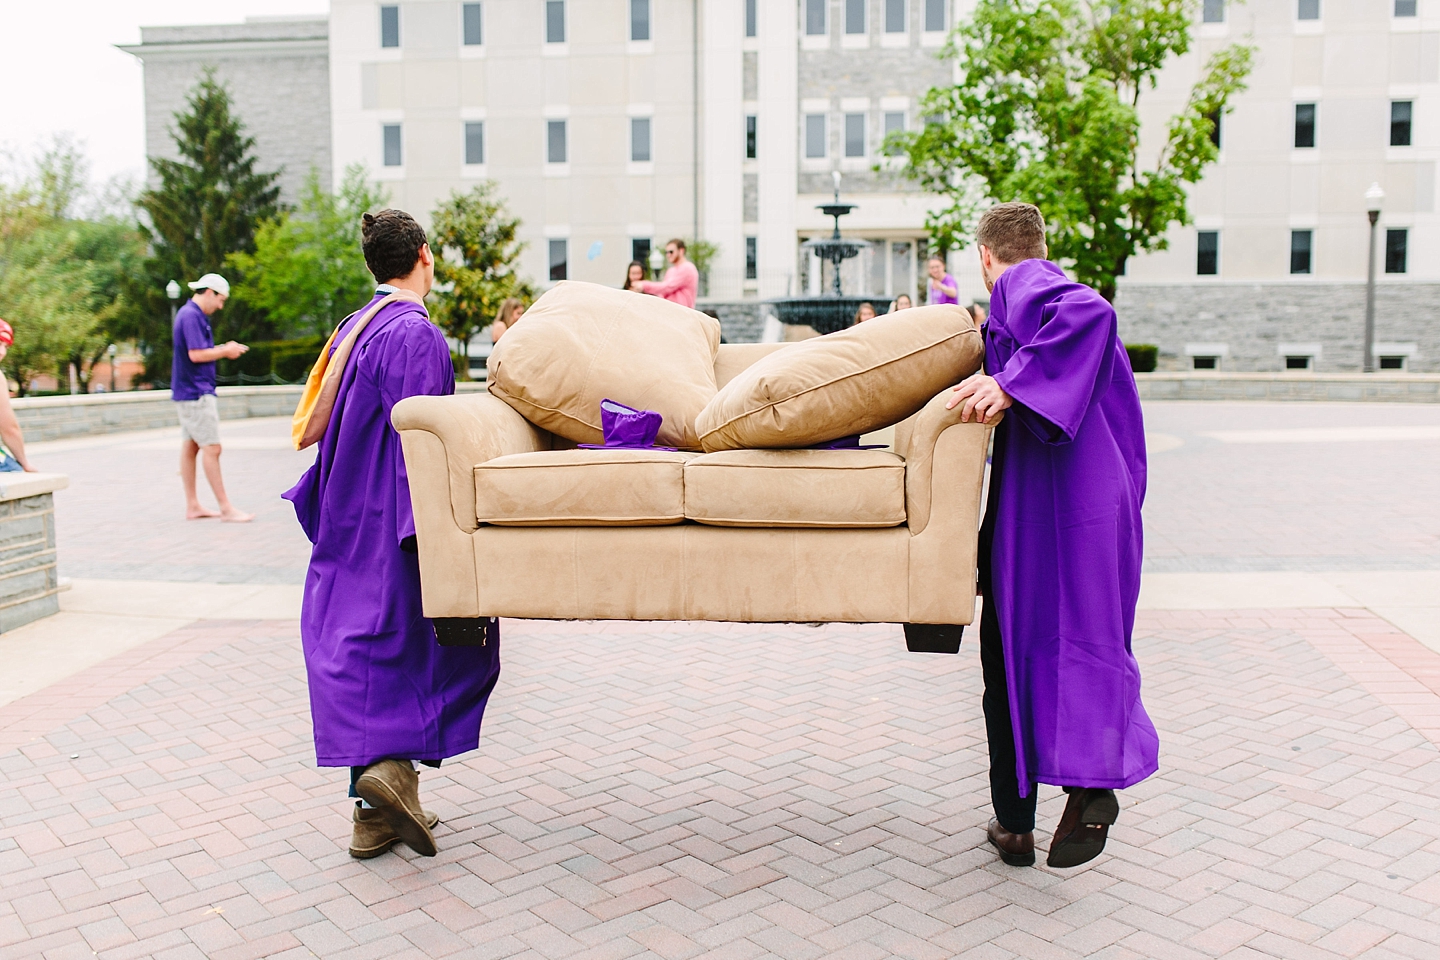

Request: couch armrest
left=392, top=392, right=551, bottom=534
left=903, top=389, right=998, bottom=537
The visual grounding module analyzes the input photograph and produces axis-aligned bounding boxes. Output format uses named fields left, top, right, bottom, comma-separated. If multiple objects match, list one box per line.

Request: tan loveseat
left=394, top=341, right=995, bottom=650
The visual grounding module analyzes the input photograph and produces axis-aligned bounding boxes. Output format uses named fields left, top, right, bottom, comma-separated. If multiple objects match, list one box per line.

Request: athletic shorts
left=175, top=394, right=221, bottom=448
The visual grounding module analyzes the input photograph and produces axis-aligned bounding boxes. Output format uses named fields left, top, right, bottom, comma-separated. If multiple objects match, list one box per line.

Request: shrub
left=1125, top=343, right=1158, bottom=373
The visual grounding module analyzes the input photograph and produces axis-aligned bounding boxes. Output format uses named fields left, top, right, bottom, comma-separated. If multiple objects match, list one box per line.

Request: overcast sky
left=1, top=1, right=329, bottom=189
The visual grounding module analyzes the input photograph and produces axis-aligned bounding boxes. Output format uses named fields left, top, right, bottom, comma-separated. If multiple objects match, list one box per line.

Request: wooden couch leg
left=433, top=618, right=497, bottom=647
left=903, top=623, right=963, bottom=654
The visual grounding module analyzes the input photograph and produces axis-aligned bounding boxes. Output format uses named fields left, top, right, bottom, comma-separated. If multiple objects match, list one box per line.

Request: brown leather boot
left=1047, top=787, right=1119, bottom=868
left=349, top=804, right=441, bottom=859
left=986, top=819, right=1036, bottom=866
left=353, top=760, right=438, bottom=857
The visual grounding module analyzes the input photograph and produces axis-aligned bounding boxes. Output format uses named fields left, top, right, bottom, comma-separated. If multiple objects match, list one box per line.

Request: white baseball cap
left=188, top=273, right=230, bottom=296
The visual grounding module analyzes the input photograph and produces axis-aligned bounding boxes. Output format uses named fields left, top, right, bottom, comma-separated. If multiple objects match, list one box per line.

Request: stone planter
left=0, top=473, right=68, bottom=632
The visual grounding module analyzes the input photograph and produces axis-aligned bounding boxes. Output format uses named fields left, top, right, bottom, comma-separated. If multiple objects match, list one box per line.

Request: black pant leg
left=980, top=589, right=1038, bottom=834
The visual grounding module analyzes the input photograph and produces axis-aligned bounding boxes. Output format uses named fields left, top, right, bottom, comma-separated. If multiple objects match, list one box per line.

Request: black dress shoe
left=1047, top=788, right=1119, bottom=868
left=986, top=818, right=1036, bottom=866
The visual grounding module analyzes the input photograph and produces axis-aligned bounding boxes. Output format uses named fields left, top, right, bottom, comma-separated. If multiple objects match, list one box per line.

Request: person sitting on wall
left=0, top=319, right=37, bottom=473
left=636, top=238, right=699, bottom=309
left=283, top=209, right=503, bottom=860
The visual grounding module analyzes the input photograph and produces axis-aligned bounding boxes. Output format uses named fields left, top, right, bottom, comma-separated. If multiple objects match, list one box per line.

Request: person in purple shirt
left=283, top=209, right=501, bottom=860
left=947, top=202, right=1158, bottom=869
left=926, top=255, right=960, bottom=305
left=172, top=274, right=252, bottom=522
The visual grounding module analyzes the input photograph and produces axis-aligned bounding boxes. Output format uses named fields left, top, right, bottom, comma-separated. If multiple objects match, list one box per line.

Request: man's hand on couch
left=947, top=374, right=1012, bottom=424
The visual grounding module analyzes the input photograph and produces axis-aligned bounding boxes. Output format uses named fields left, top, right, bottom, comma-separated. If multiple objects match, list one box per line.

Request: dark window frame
left=886, top=0, right=907, bottom=32
left=745, top=115, right=757, bottom=159
left=630, top=117, right=652, bottom=163
left=1294, top=103, right=1316, bottom=148
left=804, top=114, right=827, bottom=159
left=1192, top=356, right=1219, bottom=370
left=1297, top=0, right=1320, bottom=20
left=805, top=0, right=827, bottom=35
left=546, top=0, right=566, bottom=43
left=462, top=3, right=483, bottom=45
left=1395, top=0, right=1417, bottom=16
left=1385, top=228, right=1408, bottom=273
left=1285, top=355, right=1312, bottom=370
left=1391, top=100, right=1413, bottom=147
left=844, top=113, right=866, bottom=158
left=745, top=0, right=757, bottom=36
left=924, top=0, right=946, bottom=31
left=1202, top=0, right=1225, bottom=22
left=845, top=0, right=866, bottom=34
left=745, top=236, right=758, bottom=280
left=1290, top=229, right=1313, bottom=275
left=464, top=121, right=485, bottom=165
left=547, top=119, right=567, bottom=164
left=632, top=238, right=651, bottom=266
left=380, top=5, right=400, bottom=47
left=382, top=123, right=403, bottom=167
left=630, top=0, right=650, bottom=41
left=549, top=239, right=568, bottom=282
left=1196, top=230, right=1219, bottom=275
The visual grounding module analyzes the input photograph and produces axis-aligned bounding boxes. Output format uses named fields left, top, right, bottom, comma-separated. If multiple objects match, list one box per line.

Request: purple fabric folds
left=578, top=399, right=677, bottom=450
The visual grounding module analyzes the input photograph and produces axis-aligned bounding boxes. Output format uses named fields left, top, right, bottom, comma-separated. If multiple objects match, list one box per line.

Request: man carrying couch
left=283, top=209, right=501, bottom=859
left=948, top=202, right=1158, bottom=869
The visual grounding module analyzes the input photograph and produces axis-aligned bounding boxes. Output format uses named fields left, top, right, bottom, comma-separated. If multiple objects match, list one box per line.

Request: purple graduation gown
left=283, top=294, right=500, bottom=767
left=983, top=259, right=1158, bottom=795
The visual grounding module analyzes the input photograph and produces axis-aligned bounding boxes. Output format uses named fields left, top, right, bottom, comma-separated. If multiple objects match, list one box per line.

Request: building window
left=745, top=115, right=757, bottom=159
left=1294, top=103, right=1316, bottom=148
left=1205, top=108, right=1222, bottom=148
left=1297, top=0, right=1320, bottom=19
left=1192, top=356, right=1219, bottom=370
left=1391, top=101, right=1413, bottom=146
left=1379, top=355, right=1406, bottom=370
left=805, top=0, right=826, bottom=35
left=886, top=0, right=907, bottom=32
left=1290, top=230, right=1312, bottom=274
left=465, top=121, right=484, bottom=165
left=632, top=238, right=651, bottom=266
left=463, top=3, right=482, bottom=45
left=805, top=114, right=826, bottom=158
left=382, top=123, right=402, bottom=166
left=844, top=113, right=866, bottom=157
left=745, top=0, right=757, bottom=37
left=1285, top=355, right=1311, bottom=370
left=883, top=111, right=906, bottom=154
left=745, top=236, right=758, bottom=280
left=925, top=0, right=946, bottom=31
left=547, top=120, right=567, bottom=163
left=1385, top=229, right=1408, bottom=273
left=631, top=117, right=651, bottom=162
left=546, top=1, right=565, bottom=43
left=549, top=239, right=568, bottom=281
left=1202, top=0, right=1224, bottom=22
left=1197, top=230, right=1218, bottom=275
left=631, top=0, right=650, bottom=41
left=380, top=5, right=400, bottom=47
left=1395, top=0, right=1417, bottom=15
left=845, top=0, right=866, bottom=33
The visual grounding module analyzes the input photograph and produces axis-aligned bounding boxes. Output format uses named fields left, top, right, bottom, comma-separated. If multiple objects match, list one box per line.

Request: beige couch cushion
left=486, top=280, right=721, bottom=449
left=694, top=304, right=981, bottom=452
left=475, top=449, right=695, bottom=526
left=684, top=449, right=906, bottom=528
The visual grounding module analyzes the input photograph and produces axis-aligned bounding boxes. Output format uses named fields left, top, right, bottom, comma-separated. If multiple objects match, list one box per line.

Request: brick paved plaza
left=2, top=402, right=1439, bottom=959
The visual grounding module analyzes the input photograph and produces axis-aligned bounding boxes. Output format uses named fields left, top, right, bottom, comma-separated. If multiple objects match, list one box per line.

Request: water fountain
left=766, top=172, right=874, bottom=335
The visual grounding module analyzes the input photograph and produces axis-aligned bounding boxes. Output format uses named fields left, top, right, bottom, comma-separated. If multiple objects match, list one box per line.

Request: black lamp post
left=1363, top=183, right=1384, bottom=374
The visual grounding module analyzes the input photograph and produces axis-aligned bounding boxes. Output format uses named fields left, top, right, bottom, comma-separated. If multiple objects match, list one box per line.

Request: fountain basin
left=766, top=297, right=880, bottom=336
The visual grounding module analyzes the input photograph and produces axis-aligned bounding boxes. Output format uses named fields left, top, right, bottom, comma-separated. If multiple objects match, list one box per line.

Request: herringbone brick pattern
left=2, top=610, right=1438, bottom=959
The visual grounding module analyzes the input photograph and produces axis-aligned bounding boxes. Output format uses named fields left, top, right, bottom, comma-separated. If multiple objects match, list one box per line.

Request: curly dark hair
left=361, top=209, right=428, bottom=283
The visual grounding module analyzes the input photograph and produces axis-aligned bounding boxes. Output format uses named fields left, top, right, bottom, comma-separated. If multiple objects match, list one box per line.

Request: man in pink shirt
left=638, top=238, right=699, bottom=309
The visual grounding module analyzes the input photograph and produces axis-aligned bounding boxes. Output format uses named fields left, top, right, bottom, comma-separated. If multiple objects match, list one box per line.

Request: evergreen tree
left=118, top=73, right=282, bottom=384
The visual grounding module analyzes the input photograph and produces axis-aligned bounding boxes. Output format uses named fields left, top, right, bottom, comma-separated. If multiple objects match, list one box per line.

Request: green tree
left=0, top=139, right=143, bottom=395
left=428, top=182, right=533, bottom=375
left=888, top=0, right=1252, bottom=301
left=118, top=73, right=282, bottom=383
left=226, top=166, right=388, bottom=340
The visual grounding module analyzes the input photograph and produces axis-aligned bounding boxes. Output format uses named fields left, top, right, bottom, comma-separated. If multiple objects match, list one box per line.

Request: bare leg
left=200, top=444, right=253, bottom=523
left=181, top=438, right=219, bottom=519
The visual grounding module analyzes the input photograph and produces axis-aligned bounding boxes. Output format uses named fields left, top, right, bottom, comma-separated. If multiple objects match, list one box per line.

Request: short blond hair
left=976, top=202, right=1047, bottom=264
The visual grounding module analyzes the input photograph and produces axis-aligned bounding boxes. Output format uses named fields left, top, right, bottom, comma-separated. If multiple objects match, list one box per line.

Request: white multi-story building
left=125, top=2, right=1438, bottom=368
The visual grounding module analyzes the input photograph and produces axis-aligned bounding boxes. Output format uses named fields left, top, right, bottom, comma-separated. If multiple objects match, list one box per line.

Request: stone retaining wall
left=1135, top=372, right=1440, bottom=402
left=0, top=473, right=67, bottom=632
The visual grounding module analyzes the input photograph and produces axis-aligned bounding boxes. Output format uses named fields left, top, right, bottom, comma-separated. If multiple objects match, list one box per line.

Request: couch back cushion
left=486, top=281, right=722, bottom=449
left=694, top=304, right=982, bottom=452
